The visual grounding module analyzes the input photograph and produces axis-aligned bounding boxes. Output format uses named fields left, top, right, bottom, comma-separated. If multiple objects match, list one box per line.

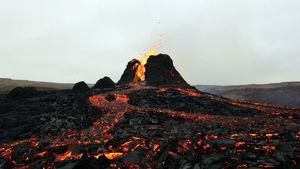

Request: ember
left=234, top=141, right=246, bottom=148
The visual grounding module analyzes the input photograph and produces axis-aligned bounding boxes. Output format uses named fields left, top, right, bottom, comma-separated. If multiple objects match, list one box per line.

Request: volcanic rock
left=274, top=152, right=287, bottom=163
left=202, top=154, right=226, bottom=165
left=209, top=139, right=236, bottom=147
left=118, top=59, right=140, bottom=85
left=145, top=54, right=189, bottom=87
left=8, top=87, right=38, bottom=98
left=124, top=151, right=142, bottom=164
left=72, top=81, right=89, bottom=92
left=93, top=76, right=116, bottom=89
left=105, top=94, right=116, bottom=102
left=72, top=156, right=110, bottom=169
left=241, top=152, right=257, bottom=161
left=0, top=90, right=104, bottom=144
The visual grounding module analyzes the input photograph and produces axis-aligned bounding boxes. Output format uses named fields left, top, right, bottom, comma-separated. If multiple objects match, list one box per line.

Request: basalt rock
left=0, top=90, right=104, bottom=144
left=118, top=59, right=140, bottom=85
left=73, top=155, right=111, bottom=169
left=93, top=77, right=116, bottom=89
left=105, top=94, right=116, bottom=102
left=72, top=81, right=89, bottom=92
left=145, top=54, right=189, bottom=87
left=8, top=87, right=38, bottom=98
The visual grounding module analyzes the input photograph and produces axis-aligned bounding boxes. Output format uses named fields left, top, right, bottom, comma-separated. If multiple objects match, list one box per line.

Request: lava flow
left=0, top=85, right=299, bottom=168
left=0, top=53, right=299, bottom=168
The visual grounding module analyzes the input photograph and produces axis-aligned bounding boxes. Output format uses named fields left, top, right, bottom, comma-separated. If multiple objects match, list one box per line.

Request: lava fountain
left=134, top=49, right=158, bottom=82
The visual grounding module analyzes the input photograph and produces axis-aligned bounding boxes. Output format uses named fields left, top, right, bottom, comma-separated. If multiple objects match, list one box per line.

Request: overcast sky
left=0, top=0, right=300, bottom=85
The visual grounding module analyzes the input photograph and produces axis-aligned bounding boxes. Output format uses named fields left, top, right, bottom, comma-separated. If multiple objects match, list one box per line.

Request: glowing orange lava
left=135, top=49, right=157, bottom=82
left=95, top=152, right=124, bottom=160
left=55, top=151, right=83, bottom=162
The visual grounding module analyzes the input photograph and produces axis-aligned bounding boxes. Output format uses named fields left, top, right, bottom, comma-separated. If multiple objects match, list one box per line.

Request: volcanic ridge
left=0, top=54, right=299, bottom=169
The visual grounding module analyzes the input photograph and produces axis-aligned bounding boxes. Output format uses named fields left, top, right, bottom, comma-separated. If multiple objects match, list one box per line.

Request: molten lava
left=0, top=85, right=299, bottom=168
left=135, top=49, right=157, bottom=82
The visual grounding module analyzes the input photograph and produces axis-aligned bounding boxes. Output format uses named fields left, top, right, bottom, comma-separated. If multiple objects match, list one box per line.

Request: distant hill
left=0, top=78, right=74, bottom=94
left=196, top=82, right=300, bottom=109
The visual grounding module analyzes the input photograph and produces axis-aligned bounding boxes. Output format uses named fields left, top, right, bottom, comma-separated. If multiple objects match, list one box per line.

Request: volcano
left=118, top=54, right=189, bottom=87
left=0, top=54, right=299, bottom=169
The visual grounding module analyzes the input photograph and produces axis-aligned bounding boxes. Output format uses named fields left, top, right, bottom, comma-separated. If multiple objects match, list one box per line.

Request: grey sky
left=0, top=0, right=299, bottom=85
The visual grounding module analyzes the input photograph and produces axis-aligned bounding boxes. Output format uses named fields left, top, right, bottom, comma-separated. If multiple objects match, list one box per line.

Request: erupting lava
left=134, top=49, right=158, bottom=82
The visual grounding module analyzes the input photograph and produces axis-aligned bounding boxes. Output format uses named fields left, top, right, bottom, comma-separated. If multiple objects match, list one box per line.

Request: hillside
left=0, top=78, right=74, bottom=94
left=196, top=82, right=300, bottom=109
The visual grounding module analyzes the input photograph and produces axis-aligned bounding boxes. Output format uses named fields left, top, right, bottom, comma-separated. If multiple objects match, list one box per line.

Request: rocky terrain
left=0, top=54, right=299, bottom=169
left=2, top=77, right=300, bottom=110
left=0, top=88, right=104, bottom=145
left=196, top=82, right=300, bottom=109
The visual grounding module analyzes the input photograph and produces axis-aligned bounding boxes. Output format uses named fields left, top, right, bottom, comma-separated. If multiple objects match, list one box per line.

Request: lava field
left=1, top=85, right=299, bottom=169
left=0, top=54, right=299, bottom=169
